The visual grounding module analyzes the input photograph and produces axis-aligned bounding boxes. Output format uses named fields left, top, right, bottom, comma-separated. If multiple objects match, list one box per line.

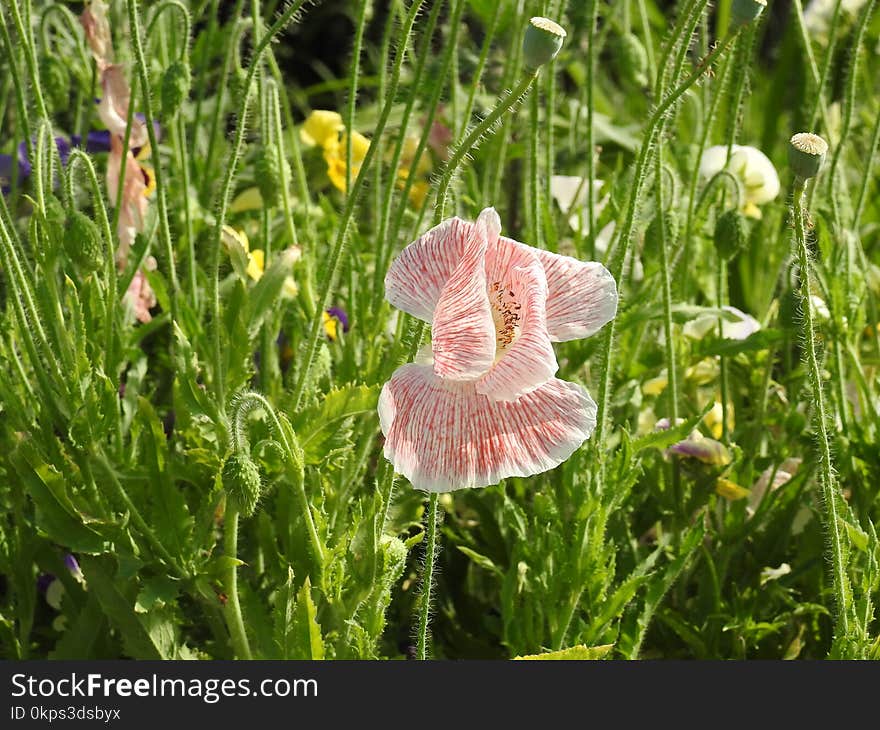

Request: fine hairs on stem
left=790, top=177, right=850, bottom=639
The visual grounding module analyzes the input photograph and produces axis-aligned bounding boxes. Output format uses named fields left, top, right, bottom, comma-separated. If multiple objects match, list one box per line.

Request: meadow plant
left=0, top=0, right=878, bottom=661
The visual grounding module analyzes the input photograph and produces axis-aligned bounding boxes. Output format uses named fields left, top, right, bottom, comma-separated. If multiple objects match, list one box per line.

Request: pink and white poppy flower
left=379, top=207, right=618, bottom=492
left=98, top=65, right=148, bottom=149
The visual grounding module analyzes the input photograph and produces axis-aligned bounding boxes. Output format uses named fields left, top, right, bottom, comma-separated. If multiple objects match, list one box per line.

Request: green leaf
left=10, top=441, right=106, bottom=554
left=135, top=577, right=180, bottom=614
left=457, top=546, right=503, bottom=576
left=50, top=596, right=105, bottom=660
left=134, top=397, right=194, bottom=558
left=273, top=566, right=297, bottom=659
left=291, top=577, right=324, bottom=660
left=630, top=402, right=713, bottom=454
left=514, top=644, right=613, bottom=660
left=78, top=555, right=167, bottom=659
left=839, top=518, right=868, bottom=553
left=292, top=384, right=380, bottom=464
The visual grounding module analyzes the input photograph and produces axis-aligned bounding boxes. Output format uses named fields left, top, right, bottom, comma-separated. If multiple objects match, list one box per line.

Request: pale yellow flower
left=300, top=110, right=344, bottom=148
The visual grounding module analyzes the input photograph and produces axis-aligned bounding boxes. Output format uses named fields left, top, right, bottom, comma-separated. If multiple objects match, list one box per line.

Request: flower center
left=489, top=281, right=521, bottom=358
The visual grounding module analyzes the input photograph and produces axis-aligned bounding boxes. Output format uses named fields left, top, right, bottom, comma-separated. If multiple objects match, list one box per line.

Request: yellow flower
left=716, top=478, right=750, bottom=501
left=642, top=372, right=668, bottom=396
left=230, top=186, right=265, bottom=213
left=301, top=110, right=344, bottom=148
left=322, top=310, right=338, bottom=340
left=704, top=400, right=734, bottom=439
left=222, top=225, right=298, bottom=297
left=324, top=131, right=370, bottom=193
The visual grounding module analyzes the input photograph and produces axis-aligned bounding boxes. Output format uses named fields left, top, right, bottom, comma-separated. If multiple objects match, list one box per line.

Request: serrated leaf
left=274, top=566, right=297, bottom=659
left=514, top=644, right=613, bottom=660
left=291, top=577, right=324, bottom=660
left=10, top=441, right=106, bottom=554
left=135, top=577, right=179, bottom=614
left=293, top=384, right=380, bottom=464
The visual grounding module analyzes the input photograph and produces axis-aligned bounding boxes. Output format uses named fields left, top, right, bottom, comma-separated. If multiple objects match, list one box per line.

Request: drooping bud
left=789, top=132, right=828, bottom=180
left=255, top=150, right=289, bottom=208
left=40, top=55, right=71, bottom=112
left=645, top=210, right=680, bottom=249
left=731, top=0, right=768, bottom=26
left=64, top=211, right=104, bottom=272
left=618, top=33, right=649, bottom=87
left=222, top=452, right=262, bottom=518
left=161, top=60, right=191, bottom=119
left=523, top=17, right=567, bottom=70
left=713, top=208, right=748, bottom=260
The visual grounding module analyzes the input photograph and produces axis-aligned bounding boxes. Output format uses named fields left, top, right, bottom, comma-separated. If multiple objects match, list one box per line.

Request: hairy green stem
left=791, top=179, right=849, bottom=638
left=223, top=508, right=253, bottom=659
left=417, top=492, right=440, bottom=660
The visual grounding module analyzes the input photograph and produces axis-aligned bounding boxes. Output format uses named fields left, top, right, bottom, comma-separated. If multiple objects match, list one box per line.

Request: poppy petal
left=477, top=237, right=557, bottom=401
left=430, top=209, right=500, bottom=380
left=379, top=363, right=597, bottom=492
left=523, top=242, right=618, bottom=342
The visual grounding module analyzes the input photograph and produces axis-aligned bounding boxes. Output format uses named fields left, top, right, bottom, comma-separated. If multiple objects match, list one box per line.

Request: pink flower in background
left=98, top=65, right=148, bottom=148
left=379, top=207, right=617, bottom=492
left=106, top=135, right=152, bottom=267
left=124, top=260, right=158, bottom=324
left=81, top=0, right=113, bottom=66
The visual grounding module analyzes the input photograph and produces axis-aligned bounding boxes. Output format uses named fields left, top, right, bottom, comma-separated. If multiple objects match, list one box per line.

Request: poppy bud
left=40, top=55, right=70, bottom=112
left=255, top=150, right=289, bottom=208
left=645, top=210, right=680, bottom=249
left=64, top=211, right=104, bottom=272
left=523, top=17, right=567, bottom=70
left=713, top=208, right=748, bottom=260
left=731, top=0, right=767, bottom=26
left=789, top=132, right=828, bottom=181
left=222, top=452, right=262, bottom=518
left=161, top=60, right=191, bottom=119
left=618, top=33, right=649, bottom=87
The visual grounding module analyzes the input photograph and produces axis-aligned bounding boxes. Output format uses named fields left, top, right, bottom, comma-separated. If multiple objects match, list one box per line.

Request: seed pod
left=789, top=132, right=828, bottom=181
left=618, top=33, right=649, bottom=87
left=713, top=209, right=748, bottom=260
left=645, top=210, right=680, bottom=250
left=40, top=55, right=70, bottom=111
left=161, top=60, right=191, bottom=119
left=222, top=452, right=262, bottom=518
left=255, top=150, right=288, bottom=208
left=63, top=211, right=104, bottom=272
left=523, top=17, right=567, bottom=70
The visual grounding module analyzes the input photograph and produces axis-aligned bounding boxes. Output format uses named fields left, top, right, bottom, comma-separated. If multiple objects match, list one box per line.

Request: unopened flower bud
left=255, top=150, right=289, bottom=208
left=713, top=209, right=748, bottom=260
left=731, top=0, right=767, bottom=26
left=161, top=60, right=191, bottom=119
left=64, top=211, right=104, bottom=272
left=789, top=132, right=828, bottom=180
left=222, top=452, right=262, bottom=518
left=645, top=210, right=680, bottom=249
left=618, top=33, right=649, bottom=87
left=523, top=17, right=567, bottom=70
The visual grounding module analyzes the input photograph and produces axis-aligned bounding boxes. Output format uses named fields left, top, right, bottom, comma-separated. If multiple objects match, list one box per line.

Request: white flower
left=699, top=145, right=780, bottom=218
left=549, top=175, right=642, bottom=281
left=549, top=175, right=608, bottom=234
left=682, top=305, right=761, bottom=341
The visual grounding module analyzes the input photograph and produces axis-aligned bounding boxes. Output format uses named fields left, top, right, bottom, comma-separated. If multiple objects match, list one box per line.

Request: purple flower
left=668, top=436, right=731, bottom=465
left=326, top=306, right=350, bottom=333
left=36, top=573, right=56, bottom=595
